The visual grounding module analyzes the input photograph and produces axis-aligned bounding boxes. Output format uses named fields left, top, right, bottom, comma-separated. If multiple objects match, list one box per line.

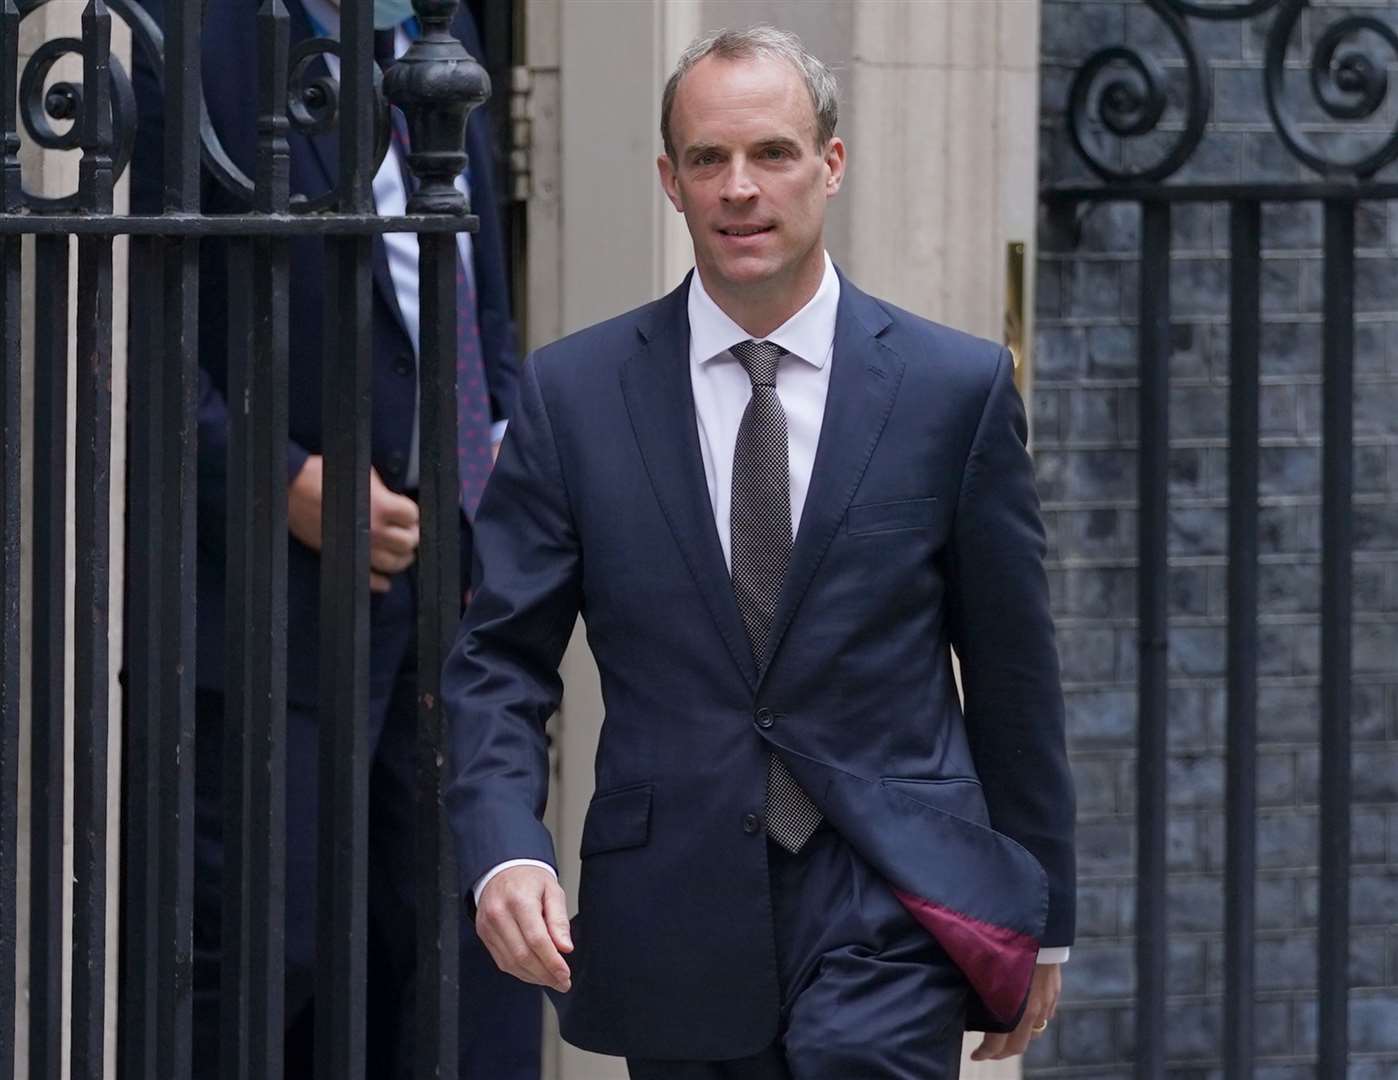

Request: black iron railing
left=1042, top=1, right=1392, bottom=1076
left=0, top=0, right=483, bottom=1074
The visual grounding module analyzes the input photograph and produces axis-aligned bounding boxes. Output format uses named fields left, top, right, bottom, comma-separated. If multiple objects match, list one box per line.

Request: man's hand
left=970, top=963, right=1060, bottom=1062
left=288, top=456, right=421, bottom=593
left=476, top=865, right=574, bottom=993
left=368, top=467, right=419, bottom=592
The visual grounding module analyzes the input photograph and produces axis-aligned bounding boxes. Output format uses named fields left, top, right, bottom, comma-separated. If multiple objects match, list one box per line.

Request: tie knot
left=730, top=339, right=786, bottom=388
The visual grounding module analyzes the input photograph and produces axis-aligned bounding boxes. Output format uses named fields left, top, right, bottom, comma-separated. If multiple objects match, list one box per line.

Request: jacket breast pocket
left=846, top=497, right=939, bottom=536
left=579, top=782, right=653, bottom=858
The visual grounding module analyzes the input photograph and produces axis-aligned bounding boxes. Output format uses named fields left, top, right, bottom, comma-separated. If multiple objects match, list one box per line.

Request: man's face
left=658, top=54, right=845, bottom=301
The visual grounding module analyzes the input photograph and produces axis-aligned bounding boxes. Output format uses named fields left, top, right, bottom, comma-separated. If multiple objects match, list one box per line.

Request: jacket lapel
left=621, top=277, right=759, bottom=691
left=292, top=0, right=411, bottom=338
left=762, top=276, right=902, bottom=677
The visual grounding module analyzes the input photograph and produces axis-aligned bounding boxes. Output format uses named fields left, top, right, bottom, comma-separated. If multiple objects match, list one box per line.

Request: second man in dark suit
left=129, top=0, right=540, bottom=1073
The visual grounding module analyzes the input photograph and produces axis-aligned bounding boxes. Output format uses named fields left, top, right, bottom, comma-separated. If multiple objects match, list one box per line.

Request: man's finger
left=999, top=1026, right=1032, bottom=1059
left=368, top=466, right=420, bottom=529
left=509, top=894, right=572, bottom=991
left=374, top=488, right=420, bottom=529
left=970, top=1033, right=1006, bottom=1062
left=481, top=910, right=554, bottom=987
left=370, top=545, right=415, bottom=575
left=542, top=882, right=574, bottom=954
left=370, top=571, right=393, bottom=594
left=993, top=1009, right=1050, bottom=1060
left=497, top=929, right=550, bottom=986
left=480, top=905, right=539, bottom=983
left=371, top=523, right=420, bottom=559
left=521, top=924, right=571, bottom=991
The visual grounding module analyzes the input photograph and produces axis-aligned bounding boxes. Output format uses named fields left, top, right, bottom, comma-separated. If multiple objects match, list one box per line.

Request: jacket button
left=393, top=352, right=413, bottom=376
left=742, top=813, right=761, bottom=834
left=754, top=708, right=774, bottom=729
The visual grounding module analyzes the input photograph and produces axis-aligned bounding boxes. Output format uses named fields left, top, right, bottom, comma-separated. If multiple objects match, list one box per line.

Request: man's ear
left=823, top=137, right=847, bottom=197
left=657, top=153, right=685, bottom=212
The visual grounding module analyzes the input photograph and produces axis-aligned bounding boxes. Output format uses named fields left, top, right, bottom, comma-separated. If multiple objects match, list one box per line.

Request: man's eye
left=762, top=147, right=789, bottom=159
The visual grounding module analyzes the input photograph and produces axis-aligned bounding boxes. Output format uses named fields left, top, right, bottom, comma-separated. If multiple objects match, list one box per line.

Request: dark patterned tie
left=452, top=238, right=492, bottom=518
left=729, top=339, right=824, bottom=853
left=379, top=31, right=494, bottom=516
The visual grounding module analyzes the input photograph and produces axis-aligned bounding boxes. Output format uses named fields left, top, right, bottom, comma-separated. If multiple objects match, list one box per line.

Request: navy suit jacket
left=130, top=0, right=519, bottom=704
left=443, top=272, right=1076, bottom=1058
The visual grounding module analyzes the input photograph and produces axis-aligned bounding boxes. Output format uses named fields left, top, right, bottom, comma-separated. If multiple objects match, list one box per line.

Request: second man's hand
left=287, top=455, right=421, bottom=593
left=476, top=865, right=574, bottom=993
left=367, top=467, right=419, bottom=591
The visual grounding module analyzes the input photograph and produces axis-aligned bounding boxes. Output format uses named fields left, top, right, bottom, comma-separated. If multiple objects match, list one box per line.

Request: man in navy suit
left=129, top=0, right=539, bottom=1075
left=443, top=25, right=1075, bottom=1079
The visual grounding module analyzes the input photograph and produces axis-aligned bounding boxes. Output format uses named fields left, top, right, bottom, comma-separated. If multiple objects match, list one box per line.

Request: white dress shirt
left=690, top=251, right=838, bottom=566
left=472, top=256, right=1068, bottom=965
left=298, top=0, right=506, bottom=489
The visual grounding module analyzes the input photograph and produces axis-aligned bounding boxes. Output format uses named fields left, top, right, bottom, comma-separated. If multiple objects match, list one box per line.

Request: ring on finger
left=1032, top=1020, right=1048, bottom=1034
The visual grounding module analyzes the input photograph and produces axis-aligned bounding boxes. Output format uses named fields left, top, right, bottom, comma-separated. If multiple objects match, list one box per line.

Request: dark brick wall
left=1032, top=2, right=1398, bottom=1075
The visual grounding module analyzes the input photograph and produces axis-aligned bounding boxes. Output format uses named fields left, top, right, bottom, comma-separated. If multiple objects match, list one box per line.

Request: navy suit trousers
left=626, top=829, right=967, bottom=1080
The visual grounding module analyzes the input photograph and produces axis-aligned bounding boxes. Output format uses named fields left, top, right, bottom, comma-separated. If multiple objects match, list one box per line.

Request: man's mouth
left=718, top=225, right=775, bottom=237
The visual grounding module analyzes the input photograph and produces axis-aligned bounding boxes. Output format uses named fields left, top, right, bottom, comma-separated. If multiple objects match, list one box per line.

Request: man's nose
left=720, top=159, right=759, bottom=202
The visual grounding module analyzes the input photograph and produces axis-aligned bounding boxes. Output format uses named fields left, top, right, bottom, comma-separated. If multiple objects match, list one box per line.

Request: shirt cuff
left=472, top=858, right=557, bottom=906
left=490, top=419, right=508, bottom=445
left=1037, top=946, right=1070, bottom=965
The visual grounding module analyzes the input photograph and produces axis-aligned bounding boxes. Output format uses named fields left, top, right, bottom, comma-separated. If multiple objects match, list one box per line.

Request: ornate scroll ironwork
left=14, top=6, right=135, bottom=211
left=1066, top=0, right=1398, bottom=184
left=10, top=0, right=397, bottom=210
left=1068, top=2, right=1206, bottom=182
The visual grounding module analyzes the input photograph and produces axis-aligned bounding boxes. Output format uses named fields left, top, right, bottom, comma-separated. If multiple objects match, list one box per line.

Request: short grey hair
left=661, top=25, right=839, bottom=161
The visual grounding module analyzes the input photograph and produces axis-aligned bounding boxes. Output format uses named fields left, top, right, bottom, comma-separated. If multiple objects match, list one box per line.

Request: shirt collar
left=688, top=251, right=839, bottom=370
